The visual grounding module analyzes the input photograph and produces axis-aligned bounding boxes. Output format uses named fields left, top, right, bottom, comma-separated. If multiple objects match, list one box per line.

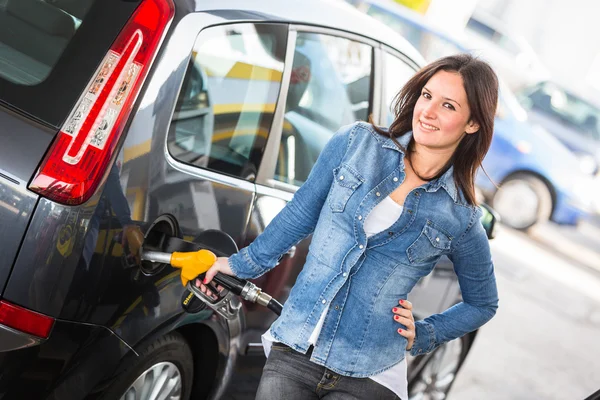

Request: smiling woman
left=375, top=53, right=498, bottom=205
left=412, top=71, right=480, bottom=151
left=199, top=54, right=500, bottom=400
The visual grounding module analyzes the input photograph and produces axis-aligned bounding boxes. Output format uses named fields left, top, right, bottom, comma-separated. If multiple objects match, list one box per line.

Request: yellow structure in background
left=394, top=0, right=431, bottom=14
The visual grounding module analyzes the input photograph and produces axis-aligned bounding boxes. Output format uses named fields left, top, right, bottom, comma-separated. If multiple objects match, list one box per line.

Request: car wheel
left=408, top=336, right=469, bottom=400
left=102, top=332, right=194, bottom=400
left=492, top=173, right=553, bottom=230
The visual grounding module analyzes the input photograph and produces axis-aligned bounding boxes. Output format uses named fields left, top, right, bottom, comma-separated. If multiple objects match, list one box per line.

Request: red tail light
left=29, top=0, right=175, bottom=205
left=0, top=300, right=55, bottom=339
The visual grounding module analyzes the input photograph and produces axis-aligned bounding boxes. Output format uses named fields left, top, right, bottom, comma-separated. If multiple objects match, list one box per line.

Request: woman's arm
left=225, top=123, right=356, bottom=279
left=409, top=207, right=499, bottom=356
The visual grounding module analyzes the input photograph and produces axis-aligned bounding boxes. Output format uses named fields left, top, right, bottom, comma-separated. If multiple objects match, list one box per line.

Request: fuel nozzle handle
left=141, top=248, right=216, bottom=287
left=140, top=248, right=283, bottom=315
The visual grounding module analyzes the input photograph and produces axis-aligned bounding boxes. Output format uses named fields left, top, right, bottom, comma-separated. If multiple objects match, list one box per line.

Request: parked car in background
left=463, top=11, right=551, bottom=91
left=347, top=0, right=594, bottom=229
left=516, top=81, right=600, bottom=177
left=0, top=0, right=497, bottom=399
left=481, top=85, right=594, bottom=229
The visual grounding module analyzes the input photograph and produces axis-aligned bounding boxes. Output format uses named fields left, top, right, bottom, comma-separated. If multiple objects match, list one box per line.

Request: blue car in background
left=348, top=0, right=594, bottom=230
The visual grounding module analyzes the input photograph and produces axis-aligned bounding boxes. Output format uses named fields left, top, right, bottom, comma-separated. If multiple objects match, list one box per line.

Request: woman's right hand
left=194, top=257, right=233, bottom=299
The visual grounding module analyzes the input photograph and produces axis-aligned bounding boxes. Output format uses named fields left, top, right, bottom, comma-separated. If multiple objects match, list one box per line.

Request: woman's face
left=411, top=70, right=479, bottom=152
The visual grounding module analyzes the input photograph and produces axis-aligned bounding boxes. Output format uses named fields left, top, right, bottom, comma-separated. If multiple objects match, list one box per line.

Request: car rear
left=0, top=0, right=174, bottom=396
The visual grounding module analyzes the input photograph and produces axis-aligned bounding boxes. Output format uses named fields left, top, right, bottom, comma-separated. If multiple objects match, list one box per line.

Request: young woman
left=199, top=54, right=499, bottom=399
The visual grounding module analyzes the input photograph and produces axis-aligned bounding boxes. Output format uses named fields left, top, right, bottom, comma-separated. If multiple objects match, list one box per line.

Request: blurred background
left=341, top=0, right=600, bottom=398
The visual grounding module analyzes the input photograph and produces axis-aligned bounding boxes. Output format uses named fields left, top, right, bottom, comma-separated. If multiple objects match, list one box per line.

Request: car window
left=383, top=52, right=417, bottom=125
left=520, top=82, right=600, bottom=141
left=168, top=23, right=288, bottom=181
left=0, top=0, right=95, bottom=85
left=0, top=0, right=136, bottom=127
left=274, top=32, right=372, bottom=186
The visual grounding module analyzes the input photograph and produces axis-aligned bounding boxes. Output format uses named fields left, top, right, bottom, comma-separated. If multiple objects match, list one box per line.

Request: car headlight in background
left=577, top=153, right=599, bottom=175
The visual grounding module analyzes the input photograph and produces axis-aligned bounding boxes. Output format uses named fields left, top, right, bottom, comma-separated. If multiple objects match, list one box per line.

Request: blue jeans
left=255, top=343, right=399, bottom=400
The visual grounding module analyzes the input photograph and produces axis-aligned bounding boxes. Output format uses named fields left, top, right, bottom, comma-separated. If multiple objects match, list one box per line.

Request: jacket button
left=388, top=231, right=394, bottom=235
left=415, top=192, right=420, bottom=197
left=376, top=192, right=381, bottom=196
left=358, top=215, right=362, bottom=220
left=339, top=175, right=344, bottom=180
left=436, top=237, right=440, bottom=242
left=359, top=245, right=364, bottom=249
left=335, top=305, right=340, bottom=310
left=393, top=177, right=398, bottom=182
left=322, top=299, right=326, bottom=304
left=407, top=209, right=413, bottom=214
left=343, top=272, right=347, bottom=277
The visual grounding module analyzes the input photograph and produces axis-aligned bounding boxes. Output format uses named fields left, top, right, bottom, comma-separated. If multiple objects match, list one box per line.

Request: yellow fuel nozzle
left=170, top=249, right=217, bottom=287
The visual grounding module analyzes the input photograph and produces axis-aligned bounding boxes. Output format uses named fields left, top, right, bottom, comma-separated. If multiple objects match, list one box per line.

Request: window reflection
left=168, top=24, right=287, bottom=180
left=275, top=33, right=372, bottom=186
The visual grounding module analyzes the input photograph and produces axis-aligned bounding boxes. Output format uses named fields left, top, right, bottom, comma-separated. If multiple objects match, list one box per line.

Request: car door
left=240, top=25, right=378, bottom=350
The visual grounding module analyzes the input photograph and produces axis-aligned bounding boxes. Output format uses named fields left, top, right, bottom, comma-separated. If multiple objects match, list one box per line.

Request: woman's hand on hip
left=193, top=257, right=233, bottom=300
left=393, top=299, right=415, bottom=351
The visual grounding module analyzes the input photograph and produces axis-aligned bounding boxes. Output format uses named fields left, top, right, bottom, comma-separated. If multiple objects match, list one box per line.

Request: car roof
left=185, top=0, right=426, bottom=66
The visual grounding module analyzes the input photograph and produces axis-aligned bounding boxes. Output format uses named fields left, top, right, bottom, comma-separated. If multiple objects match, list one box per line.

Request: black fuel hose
left=267, top=299, right=283, bottom=315
left=213, top=272, right=246, bottom=295
left=213, top=272, right=283, bottom=316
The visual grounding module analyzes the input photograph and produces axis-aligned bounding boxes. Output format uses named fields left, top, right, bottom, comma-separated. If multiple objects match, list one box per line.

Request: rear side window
left=168, top=23, right=288, bottom=181
left=0, top=0, right=94, bottom=85
left=0, top=0, right=139, bottom=127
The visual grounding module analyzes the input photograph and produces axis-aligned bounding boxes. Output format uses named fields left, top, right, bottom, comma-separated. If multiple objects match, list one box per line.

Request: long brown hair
left=373, top=54, right=498, bottom=205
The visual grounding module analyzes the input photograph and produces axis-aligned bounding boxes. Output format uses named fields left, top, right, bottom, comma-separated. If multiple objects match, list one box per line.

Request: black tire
left=102, top=332, right=194, bottom=400
left=408, top=334, right=473, bottom=400
left=492, top=173, right=553, bottom=230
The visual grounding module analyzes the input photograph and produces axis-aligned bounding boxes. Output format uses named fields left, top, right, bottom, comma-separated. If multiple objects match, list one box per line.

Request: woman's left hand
left=392, top=299, right=415, bottom=351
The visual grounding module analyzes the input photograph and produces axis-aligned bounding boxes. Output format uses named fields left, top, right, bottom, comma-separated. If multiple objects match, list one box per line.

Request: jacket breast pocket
left=407, top=221, right=453, bottom=264
left=328, top=165, right=364, bottom=213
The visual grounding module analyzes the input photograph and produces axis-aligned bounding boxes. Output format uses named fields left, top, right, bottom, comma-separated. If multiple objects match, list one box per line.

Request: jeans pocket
left=406, top=220, right=452, bottom=264
left=328, top=164, right=364, bottom=213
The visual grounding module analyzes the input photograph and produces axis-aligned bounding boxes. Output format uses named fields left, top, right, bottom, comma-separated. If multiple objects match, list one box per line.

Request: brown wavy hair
left=373, top=54, right=498, bottom=205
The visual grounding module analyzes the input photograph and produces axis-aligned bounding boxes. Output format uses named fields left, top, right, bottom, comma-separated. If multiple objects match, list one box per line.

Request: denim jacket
left=229, top=122, right=498, bottom=377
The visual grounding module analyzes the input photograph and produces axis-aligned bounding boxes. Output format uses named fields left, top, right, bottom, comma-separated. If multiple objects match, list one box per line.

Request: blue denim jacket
left=229, top=122, right=498, bottom=377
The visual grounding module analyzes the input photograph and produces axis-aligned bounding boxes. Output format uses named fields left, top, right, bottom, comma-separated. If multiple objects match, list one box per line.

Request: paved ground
left=223, top=217, right=600, bottom=400
left=451, top=219, right=600, bottom=400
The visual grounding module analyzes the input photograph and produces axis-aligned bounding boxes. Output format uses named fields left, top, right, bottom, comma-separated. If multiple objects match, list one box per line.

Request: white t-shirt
left=263, top=196, right=408, bottom=399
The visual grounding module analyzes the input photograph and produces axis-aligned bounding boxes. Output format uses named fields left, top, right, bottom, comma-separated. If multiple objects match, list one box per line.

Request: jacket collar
left=378, top=129, right=460, bottom=204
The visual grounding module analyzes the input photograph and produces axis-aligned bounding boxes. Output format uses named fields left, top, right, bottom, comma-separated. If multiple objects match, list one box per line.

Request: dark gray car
left=0, top=0, right=496, bottom=399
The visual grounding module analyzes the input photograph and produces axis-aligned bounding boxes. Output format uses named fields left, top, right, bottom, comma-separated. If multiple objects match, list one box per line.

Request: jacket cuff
left=409, top=321, right=436, bottom=356
left=228, top=247, right=265, bottom=279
